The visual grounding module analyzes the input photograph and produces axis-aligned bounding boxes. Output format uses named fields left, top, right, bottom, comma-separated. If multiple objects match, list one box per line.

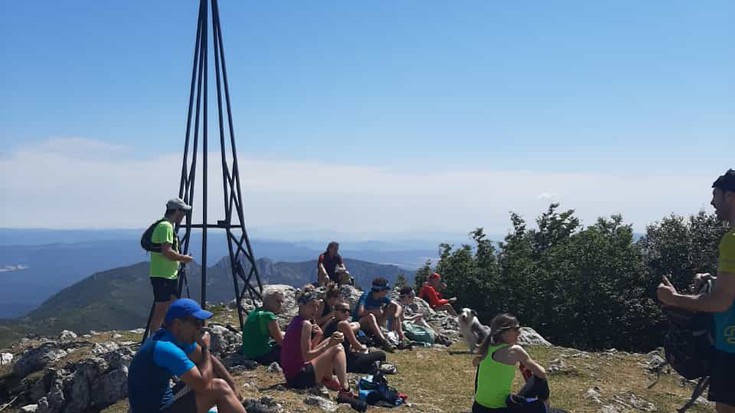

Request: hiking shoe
left=337, top=388, right=357, bottom=399
left=379, top=341, right=396, bottom=353
left=397, top=339, right=413, bottom=350
left=322, top=377, right=342, bottom=391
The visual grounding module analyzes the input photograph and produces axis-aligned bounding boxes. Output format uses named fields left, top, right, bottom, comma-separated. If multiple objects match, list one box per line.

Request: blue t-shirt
left=128, top=329, right=197, bottom=413
left=353, top=291, right=391, bottom=319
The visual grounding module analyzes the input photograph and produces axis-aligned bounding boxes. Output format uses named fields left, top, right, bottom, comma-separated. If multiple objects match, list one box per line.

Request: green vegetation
left=432, top=205, right=728, bottom=352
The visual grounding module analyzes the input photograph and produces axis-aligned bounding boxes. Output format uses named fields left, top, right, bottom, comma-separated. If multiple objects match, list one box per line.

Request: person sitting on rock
left=419, top=272, right=458, bottom=317
left=324, top=299, right=389, bottom=373
left=315, top=282, right=342, bottom=330
left=242, top=288, right=285, bottom=365
left=471, top=313, right=551, bottom=413
left=317, top=241, right=352, bottom=286
left=354, top=277, right=408, bottom=348
left=128, top=298, right=246, bottom=413
left=398, top=286, right=452, bottom=346
left=280, top=288, right=356, bottom=399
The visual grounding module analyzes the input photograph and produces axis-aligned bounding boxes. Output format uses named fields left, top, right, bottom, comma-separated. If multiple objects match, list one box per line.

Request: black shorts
left=151, top=277, right=179, bottom=302
left=162, top=387, right=197, bottom=413
left=708, top=350, right=735, bottom=407
left=286, top=363, right=316, bottom=389
left=254, top=345, right=281, bottom=365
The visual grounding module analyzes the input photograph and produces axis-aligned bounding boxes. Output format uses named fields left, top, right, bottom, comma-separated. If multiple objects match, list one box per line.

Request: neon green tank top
left=475, top=344, right=516, bottom=408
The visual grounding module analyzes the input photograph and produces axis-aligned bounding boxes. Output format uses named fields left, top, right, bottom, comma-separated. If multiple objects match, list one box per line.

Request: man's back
left=128, top=329, right=195, bottom=413
left=714, top=227, right=735, bottom=353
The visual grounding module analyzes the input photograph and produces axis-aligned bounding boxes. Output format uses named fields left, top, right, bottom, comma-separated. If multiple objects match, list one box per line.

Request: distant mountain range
left=0, top=228, right=441, bottom=318
left=0, top=256, right=412, bottom=347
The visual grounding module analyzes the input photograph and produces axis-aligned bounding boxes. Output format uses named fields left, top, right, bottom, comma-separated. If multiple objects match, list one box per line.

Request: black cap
left=712, top=169, right=735, bottom=192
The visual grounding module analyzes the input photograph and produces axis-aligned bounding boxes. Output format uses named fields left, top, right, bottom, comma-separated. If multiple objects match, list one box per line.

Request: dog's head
left=459, top=307, right=477, bottom=326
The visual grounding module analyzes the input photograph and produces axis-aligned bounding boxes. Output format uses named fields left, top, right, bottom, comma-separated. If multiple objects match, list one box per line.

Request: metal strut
left=143, top=0, right=262, bottom=341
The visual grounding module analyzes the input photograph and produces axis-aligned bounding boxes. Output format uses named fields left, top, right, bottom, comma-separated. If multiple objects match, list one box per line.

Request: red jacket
left=419, top=283, right=449, bottom=308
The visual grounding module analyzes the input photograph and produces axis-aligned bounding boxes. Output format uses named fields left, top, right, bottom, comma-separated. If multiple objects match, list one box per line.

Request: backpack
left=140, top=219, right=179, bottom=253
left=357, top=371, right=406, bottom=407
left=402, top=321, right=435, bottom=345
left=662, top=280, right=715, bottom=380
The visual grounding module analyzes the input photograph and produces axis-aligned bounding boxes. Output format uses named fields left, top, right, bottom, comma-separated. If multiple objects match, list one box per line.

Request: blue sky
left=1, top=1, right=733, bottom=237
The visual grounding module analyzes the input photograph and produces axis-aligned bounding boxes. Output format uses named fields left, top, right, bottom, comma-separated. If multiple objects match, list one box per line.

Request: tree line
left=411, top=204, right=728, bottom=352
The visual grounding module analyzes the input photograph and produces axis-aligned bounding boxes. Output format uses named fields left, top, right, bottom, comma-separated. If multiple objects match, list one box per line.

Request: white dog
left=458, top=308, right=491, bottom=353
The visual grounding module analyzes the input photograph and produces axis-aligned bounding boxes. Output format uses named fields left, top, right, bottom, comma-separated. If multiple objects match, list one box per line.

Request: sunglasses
left=184, top=317, right=205, bottom=327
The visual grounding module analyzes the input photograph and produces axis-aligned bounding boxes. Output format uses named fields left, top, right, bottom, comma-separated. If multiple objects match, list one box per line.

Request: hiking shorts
left=162, top=387, right=197, bottom=413
left=709, top=350, right=735, bottom=407
left=286, top=363, right=316, bottom=389
left=151, top=277, right=179, bottom=302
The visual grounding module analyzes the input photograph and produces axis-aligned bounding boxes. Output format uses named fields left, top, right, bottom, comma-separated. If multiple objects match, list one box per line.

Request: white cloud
left=0, top=138, right=719, bottom=236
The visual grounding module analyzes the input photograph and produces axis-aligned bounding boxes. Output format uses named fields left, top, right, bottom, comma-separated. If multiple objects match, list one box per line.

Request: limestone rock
left=58, top=330, right=77, bottom=341
left=517, top=327, right=552, bottom=346
left=13, top=342, right=68, bottom=378
left=304, top=395, right=338, bottom=412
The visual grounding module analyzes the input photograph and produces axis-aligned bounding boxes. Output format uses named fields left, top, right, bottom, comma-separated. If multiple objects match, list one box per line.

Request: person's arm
left=300, top=320, right=337, bottom=362
left=658, top=273, right=735, bottom=312
left=317, top=254, right=328, bottom=277
left=211, top=354, right=240, bottom=398
left=509, top=345, right=546, bottom=379
left=267, top=319, right=284, bottom=345
left=420, top=286, right=447, bottom=307
left=161, top=243, right=193, bottom=263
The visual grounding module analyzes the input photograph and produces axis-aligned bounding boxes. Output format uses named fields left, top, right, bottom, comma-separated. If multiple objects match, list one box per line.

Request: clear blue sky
left=1, top=1, right=733, bottom=234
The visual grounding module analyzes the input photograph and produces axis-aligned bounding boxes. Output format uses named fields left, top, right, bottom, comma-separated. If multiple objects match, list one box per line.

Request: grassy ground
left=98, top=342, right=711, bottom=413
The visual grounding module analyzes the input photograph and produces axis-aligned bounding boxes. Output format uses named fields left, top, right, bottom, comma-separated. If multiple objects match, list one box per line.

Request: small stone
left=20, top=404, right=38, bottom=413
left=58, top=330, right=77, bottom=341
left=266, top=362, right=283, bottom=373
left=0, top=352, right=12, bottom=365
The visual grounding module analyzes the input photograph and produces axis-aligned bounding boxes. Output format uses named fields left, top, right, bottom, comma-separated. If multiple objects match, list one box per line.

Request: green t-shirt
left=714, top=228, right=735, bottom=353
left=149, top=220, right=179, bottom=280
left=242, top=308, right=278, bottom=359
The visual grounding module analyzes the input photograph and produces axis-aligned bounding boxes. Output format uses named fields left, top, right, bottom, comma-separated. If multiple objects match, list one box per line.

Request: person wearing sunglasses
left=128, top=298, right=245, bottom=413
left=471, top=314, right=550, bottom=413
left=281, top=289, right=356, bottom=399
left=324, top=300, right=389, bottom=373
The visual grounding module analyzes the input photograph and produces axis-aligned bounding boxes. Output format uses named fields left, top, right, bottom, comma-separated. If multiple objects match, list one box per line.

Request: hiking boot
left=379, top=340, right=396, bottom=353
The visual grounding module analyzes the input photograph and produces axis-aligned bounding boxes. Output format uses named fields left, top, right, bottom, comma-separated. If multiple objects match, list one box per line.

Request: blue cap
left=165, top=298, right=213, bottom=324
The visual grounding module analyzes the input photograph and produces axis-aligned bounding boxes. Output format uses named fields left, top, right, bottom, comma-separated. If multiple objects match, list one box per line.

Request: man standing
left=148, top=198, right=194, bottom=334
left=658, top=169, right=735, bottom=413
left=128, top=298, right=245, bottom=413
left=317, top=241, right=350, bottom=286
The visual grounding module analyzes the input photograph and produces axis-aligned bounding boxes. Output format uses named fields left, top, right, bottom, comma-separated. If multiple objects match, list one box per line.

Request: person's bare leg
left=193, top=378, right=246, bottom=413
left=148, top=296, right=175, bottom=334
left=338, top=320, right=366, bottom=351
left=359, top=314, right=387, bottom=342
left=312, top=345, right=344, bottom=383
left=436, top=303, right=458, bottom=317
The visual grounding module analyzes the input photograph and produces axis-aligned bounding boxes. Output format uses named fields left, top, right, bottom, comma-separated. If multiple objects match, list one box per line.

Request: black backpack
left=140, top=219, right=179, bottom=253
left=662, top=280, right=715, bottom=380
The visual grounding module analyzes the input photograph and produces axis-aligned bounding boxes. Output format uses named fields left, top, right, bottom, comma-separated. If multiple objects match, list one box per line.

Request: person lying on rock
left=471, top=313, right=550, bottom=413
left=242, top=288, right=285, bottom=365
left=353, top=277, right=408, bottom=349
left=281, top=288, right=357, bottom=399
left=324, top=299, right=388, bottom=373
left=128, top=298, right=246, bottom=413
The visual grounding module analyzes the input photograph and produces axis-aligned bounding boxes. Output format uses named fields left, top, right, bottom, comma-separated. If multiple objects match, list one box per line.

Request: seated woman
left=242, top=288, right=285, bottom=364
left=315, top=283, right=342, bottom=331
left=281, top=288, right=355, bottom=398
left=324, top=300, right=388, bottom=374
left=472, top=314, right=550, bottom=413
